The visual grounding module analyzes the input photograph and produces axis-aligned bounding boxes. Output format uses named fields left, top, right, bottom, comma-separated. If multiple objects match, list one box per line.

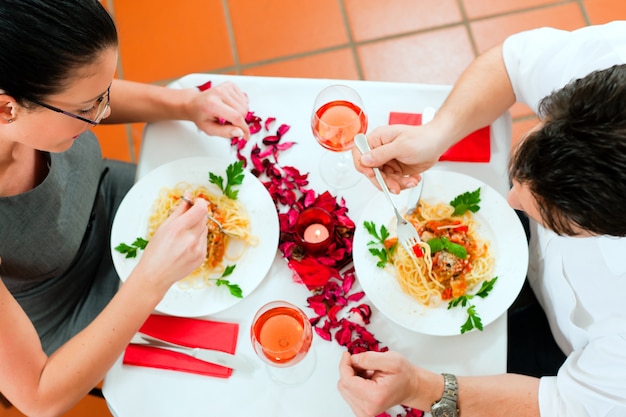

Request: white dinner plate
left=353, top=170, right=528, bottom=336
left=110, top=156, right=279, bottom=317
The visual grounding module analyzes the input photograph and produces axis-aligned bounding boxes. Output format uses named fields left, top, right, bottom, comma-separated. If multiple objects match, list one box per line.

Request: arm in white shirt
left=539, top=334, right=626, bottom=417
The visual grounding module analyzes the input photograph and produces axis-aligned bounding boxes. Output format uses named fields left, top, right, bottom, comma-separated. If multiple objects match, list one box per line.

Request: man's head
left=509, top=64, right=626, bottom=237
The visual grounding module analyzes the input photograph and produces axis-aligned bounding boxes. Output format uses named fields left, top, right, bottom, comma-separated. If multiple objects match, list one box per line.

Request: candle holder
left=294, top=207, right=335, bottom=255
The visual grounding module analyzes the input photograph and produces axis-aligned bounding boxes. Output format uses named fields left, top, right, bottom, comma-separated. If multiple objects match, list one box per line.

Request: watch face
left=439, top=409, right=455, bottom=417
left=432, top=403, right=457, bottom=417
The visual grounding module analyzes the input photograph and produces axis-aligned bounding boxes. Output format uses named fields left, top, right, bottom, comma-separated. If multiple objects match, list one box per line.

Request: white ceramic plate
left=353, top=170, right=528, bottom=336
left=110, top=156, right=279, bottom=317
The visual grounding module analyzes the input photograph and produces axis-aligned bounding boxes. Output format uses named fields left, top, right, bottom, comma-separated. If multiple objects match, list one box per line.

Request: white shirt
left=502, top=21, right=626, bottom=416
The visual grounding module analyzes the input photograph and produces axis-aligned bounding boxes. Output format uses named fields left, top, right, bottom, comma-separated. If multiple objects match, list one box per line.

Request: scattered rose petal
left=264, top=117, right=276, bottom=131
left=197, top=80, right=212, bottom=91
left=277, top=123, right=290, bottom=137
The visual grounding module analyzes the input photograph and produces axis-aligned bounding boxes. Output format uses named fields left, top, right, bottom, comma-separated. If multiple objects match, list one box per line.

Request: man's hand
left=337, top=351, right=426, bottom=417
left=352, top=123, right=448, bottom=194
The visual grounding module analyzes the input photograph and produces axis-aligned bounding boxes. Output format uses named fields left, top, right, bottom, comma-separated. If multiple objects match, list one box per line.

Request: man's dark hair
left=509, top=64, right=626, bottom=236
left=0, top=0, right=118, bottom=104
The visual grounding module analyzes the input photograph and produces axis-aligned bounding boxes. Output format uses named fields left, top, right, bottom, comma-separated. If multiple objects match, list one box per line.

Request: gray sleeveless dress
left=0, top=131, right=135, bottom=354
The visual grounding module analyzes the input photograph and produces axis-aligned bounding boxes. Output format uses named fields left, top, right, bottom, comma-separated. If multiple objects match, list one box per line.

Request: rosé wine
left=251, top=303, right=312, bottom=366
left=312, top=100, right=367, bottom=152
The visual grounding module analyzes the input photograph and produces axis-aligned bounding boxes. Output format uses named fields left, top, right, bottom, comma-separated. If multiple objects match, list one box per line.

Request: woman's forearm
left=103, top=79, right=196, bottom=124
left=6, top=270, right=165, bottom=417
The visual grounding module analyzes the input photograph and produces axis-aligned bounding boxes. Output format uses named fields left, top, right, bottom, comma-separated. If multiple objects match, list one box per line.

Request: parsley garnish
left=212, top=264, right=243, bottom=298
left=209, top=161, right=245, bottom=200
left=448, top=276, right=498, bottom=333
left=364, top=220, right=396, bottom=268
left=461, top=305, right=482, bottom=334
left=474, top=276, right=497, bottom=298
left=450, top=188, right=481, bottom=216
left=114, top=237, right=149, bottom=258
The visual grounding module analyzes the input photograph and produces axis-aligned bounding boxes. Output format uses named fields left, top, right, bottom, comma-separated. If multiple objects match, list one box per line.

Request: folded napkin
left=123, top=314, right=239, bottom=378
left=388, top=112, right=491, bottom=162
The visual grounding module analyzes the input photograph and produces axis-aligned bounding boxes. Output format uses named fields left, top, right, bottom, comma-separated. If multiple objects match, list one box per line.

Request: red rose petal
left=197, top=80, right=212, bottom=91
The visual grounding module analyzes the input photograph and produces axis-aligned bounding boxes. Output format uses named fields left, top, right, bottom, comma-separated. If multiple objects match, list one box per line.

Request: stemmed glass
left=250, top=300, right=316, bottom=385
left=311, top=84, right=368, bottom=189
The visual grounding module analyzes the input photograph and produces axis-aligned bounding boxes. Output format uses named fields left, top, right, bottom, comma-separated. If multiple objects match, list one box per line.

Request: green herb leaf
left=450, top=188, right=481, bottom=215
left=427, top=237, right=445, bottom=253
left=475, top=276, right=498, bottom=298
left=221, top=264, right=236, bottom=278
left=132, top=237, right=149, bottom=250
left=448, top=276, right=497, bottom=333
left=209, top=161, right=245, bottom=200
left=210, top=265, right=242, bottom=298
left=364, top=221, right=390, bottom=242
left=441, top=237, right=467, bottom=259
left=427, top=237, right=467, bottom=259
left=114, top=237, right=149, bottom=258
left=216, top=278, right=243, bottom=298
left=448, top=294, right=472, bottom=309
left=364, top=220, right=395, bottom=268
left=460, top=305, right=483, bottom=334
left=368, top=248, right=389, bottom=268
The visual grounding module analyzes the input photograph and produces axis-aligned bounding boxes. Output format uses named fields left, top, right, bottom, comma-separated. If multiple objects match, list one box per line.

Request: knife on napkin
left=130, top=333, right=256, bottom=372
left=123, top=314, right=241, bottom=378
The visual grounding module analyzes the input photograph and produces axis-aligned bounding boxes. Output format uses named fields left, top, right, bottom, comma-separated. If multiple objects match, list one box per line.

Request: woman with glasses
left=0, top=1, right=250, bottom=415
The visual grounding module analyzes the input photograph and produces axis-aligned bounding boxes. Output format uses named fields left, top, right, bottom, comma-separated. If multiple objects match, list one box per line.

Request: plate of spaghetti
left=110, top=156, right=279, bottom=317
left=353, top=170, right=528, bottom=335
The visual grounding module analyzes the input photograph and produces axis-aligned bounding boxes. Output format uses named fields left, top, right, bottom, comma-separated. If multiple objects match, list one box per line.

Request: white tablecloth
left=103, top=74, right=514, bottom=417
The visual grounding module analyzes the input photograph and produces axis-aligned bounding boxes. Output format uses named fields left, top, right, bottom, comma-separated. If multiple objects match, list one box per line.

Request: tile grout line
left=104, top=0, right=137, bottom=163
left=456, top=0, right=480, bottom=58
left=337, top=0, right=364, bottom=80
left=221, top=0, right=241, bottom=74
left=575, top=0, right=592, bottom=26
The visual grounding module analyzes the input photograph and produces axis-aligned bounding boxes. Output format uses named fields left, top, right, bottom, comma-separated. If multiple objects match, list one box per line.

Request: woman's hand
left=188, top=81, right=250, bottom=140
left=133, top=197, right=209, bottom=293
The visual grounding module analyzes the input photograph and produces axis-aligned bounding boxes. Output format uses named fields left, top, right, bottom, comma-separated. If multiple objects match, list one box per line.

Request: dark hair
left=509, top=64, right=626, bottom=236
left=0, top=0, right=118, bottom=104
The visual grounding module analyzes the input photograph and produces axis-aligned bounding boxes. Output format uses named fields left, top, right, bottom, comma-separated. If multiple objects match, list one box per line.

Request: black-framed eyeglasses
left=28, top=86, right=111, bottom=126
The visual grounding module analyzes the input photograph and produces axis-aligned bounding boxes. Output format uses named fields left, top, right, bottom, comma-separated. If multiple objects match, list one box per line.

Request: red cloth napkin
left=388, top=112, right=491, bottom=162
left=123, top=314, right=239, bottom=378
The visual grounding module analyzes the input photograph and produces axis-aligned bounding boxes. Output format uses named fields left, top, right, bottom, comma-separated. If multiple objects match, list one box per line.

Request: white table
left=103, top=74, right=514, bottom=417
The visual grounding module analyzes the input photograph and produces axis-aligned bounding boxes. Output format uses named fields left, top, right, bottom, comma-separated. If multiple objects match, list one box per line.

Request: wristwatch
left=430, top=373, right=459, bottom=417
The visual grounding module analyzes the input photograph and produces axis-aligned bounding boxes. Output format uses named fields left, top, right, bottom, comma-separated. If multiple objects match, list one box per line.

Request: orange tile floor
left=3, top=1, right=624, bottom=416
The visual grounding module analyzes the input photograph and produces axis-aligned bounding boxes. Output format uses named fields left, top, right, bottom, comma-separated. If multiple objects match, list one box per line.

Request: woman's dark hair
left=0, top=0, right=118, bottom=104
left=509, top=64, right=626, bottom=237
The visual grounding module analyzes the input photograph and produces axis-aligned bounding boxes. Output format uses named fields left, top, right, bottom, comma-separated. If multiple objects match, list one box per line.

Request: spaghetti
left=389, top=200, right=494, bottom=306
left=147, top=182, right=256, bottom=288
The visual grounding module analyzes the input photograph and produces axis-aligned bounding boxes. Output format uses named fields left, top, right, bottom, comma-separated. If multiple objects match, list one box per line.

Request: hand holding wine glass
left=311, top=85, right=368, bottom=189
left=250, top=300, right=316, bottom=384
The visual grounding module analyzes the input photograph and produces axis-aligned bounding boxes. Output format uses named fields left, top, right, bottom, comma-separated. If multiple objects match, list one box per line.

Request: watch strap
left=430, top=373, right=459, bottom=416
left=441, top=373, right=458, bottom=403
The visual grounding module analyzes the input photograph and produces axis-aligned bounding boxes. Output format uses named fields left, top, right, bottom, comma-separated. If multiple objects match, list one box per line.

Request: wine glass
left=250, top=300, right=316, bottom=385
left=311, top=84, right=368, bottom=189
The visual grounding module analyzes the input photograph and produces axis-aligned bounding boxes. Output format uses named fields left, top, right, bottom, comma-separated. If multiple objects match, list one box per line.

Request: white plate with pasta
left=353, top=169, right=528, bottom=336
left=110, top=156, right=279, bottom=317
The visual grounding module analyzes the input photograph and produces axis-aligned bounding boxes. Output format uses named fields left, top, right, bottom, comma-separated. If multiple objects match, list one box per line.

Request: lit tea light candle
left=294, top=207, right=335, bottom=254
left=303, top=223, right=330, bottom=243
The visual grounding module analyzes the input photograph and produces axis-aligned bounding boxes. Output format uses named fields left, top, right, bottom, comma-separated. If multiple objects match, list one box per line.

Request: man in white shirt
left=338, top=21, right=626, bottom=417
